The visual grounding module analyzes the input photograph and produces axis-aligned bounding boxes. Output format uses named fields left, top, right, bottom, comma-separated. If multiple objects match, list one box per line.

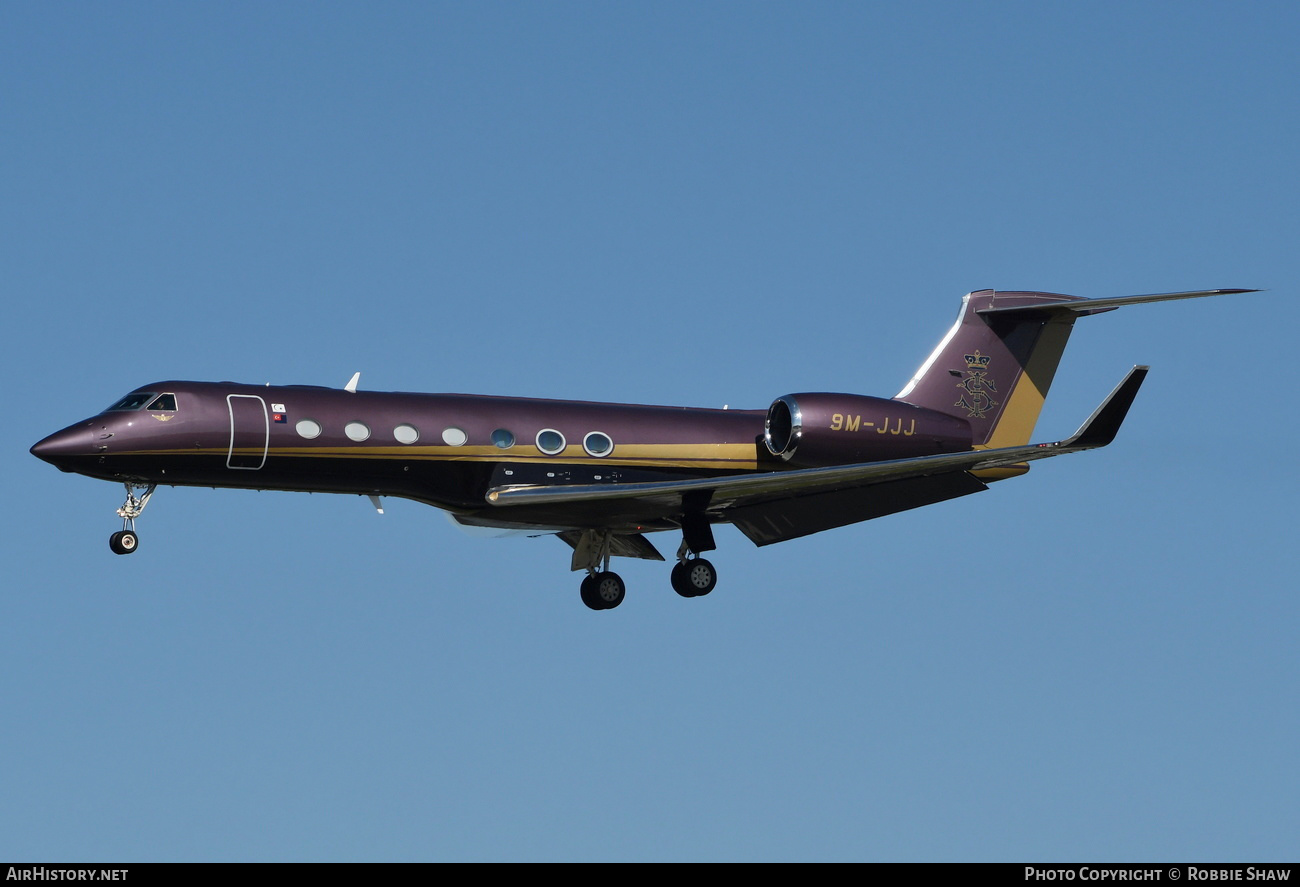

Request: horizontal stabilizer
left=977, top=288, right=1258, bottom=320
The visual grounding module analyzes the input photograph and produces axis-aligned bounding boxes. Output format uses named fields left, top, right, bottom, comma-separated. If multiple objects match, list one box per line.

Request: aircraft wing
left=484, top=366, right=1149, bottom=544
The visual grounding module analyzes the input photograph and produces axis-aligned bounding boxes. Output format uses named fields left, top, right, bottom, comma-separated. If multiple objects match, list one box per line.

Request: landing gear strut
left=671, top=539, right=717, bottom=598
left=109, top=482, right=155, bottom=555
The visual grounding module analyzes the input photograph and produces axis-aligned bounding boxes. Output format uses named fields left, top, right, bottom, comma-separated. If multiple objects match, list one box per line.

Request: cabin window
left=147, top=393, right=177, bottom=411
left=345, top=421, right=371, bottom=442
left=296, top=419, right=322, bottom=440
left=441, top=427, right=468, bottom=446
left=491, top=429, right=515, bottom=449
left=394, top=424, right=419, bottom=444
left=536, top=429, right=566, bottom=455
left=106, top=392, right=156, bottom=411
left=583, top=431, right=613, bottom=457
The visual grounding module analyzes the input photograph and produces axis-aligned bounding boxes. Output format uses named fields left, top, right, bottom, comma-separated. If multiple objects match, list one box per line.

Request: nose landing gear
left=109, top=482, right=155, bottom=555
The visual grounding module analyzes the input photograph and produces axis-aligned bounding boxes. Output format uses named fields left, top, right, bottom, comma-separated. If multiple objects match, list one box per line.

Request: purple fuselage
left=32, top=379, right=971, bottom=533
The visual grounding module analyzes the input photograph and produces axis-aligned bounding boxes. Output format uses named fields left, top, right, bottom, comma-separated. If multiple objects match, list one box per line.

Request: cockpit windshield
left=104, top=392, right=177, bottom=412
left=105, top=392, right=157, bottom=412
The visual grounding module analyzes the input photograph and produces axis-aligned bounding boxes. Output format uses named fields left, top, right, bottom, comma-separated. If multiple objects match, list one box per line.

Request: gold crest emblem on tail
left=956, top=350, right=999, bottom=418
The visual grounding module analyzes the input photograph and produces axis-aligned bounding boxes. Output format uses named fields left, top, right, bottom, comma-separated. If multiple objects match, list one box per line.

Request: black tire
left=671, top=562, right=696, bottom=598
left=109, top=530, right=138, bottom=555
left=580, top=574, right=603, bottom=610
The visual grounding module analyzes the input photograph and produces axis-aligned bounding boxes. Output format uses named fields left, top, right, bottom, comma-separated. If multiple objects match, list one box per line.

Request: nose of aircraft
left=31, top=425, right=90, bottom=467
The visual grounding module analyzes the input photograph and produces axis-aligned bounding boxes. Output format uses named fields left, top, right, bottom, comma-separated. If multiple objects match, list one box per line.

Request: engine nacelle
left=764, top=393, right=972, bottom=467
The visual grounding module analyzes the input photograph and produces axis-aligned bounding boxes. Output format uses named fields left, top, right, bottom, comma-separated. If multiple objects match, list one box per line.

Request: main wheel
left=677, top=558, right=716, bottom=597
left=593, top=571, right=626, bottom=609
left=109, top=530, right=139, bottom=555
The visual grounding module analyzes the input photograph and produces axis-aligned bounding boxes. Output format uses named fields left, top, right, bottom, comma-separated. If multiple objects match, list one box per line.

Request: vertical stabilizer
left=894, top=291, right=1085, bottom=447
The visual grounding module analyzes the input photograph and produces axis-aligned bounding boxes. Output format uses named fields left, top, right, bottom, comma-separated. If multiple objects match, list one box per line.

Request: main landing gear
left=571, top=531, right=719, bottom=610
left=571, top=530, right=626, bottom=611
left=669, top=511, right=717, bottom=600
left=580, top=571, right=626, bottom=611
left=671, top=542, right=717, bottom=599
left=109, top=482, right=155, bottom=555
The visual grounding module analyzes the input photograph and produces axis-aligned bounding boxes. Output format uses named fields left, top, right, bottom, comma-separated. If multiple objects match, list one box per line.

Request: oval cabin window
left=583, top=431, right=613, bottom=457
left=536, top=429, right=566, bottom=455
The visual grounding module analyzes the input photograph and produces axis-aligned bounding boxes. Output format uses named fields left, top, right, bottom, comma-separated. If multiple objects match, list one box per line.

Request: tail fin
left=894, top=288, right=1256, bottom=448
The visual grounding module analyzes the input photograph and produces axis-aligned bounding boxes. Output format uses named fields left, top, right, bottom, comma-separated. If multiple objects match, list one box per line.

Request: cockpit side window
left=147, top=393, right=177, bottom=411
left=106, top=392, right=157, bottom=412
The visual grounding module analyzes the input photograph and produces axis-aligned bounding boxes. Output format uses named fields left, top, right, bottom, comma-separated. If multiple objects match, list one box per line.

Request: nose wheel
left=109, top=530, right=139, bottom=554
left=109, top=482, right=155, bottom=556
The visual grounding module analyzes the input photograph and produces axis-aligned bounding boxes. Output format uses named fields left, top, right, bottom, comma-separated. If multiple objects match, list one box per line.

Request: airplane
left=31, top=287, right=1255, bottom=610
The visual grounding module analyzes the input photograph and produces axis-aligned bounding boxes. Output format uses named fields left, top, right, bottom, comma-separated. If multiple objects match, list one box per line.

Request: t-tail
left=894, top=288, right=1257, bottom=448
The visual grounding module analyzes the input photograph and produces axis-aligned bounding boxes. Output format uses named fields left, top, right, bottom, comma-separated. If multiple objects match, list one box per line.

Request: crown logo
left=963, top=351, right=991, bottom=371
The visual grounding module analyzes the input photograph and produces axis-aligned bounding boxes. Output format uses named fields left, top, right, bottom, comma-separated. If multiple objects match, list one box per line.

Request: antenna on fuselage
left=344, top=372, right=361, bottom=393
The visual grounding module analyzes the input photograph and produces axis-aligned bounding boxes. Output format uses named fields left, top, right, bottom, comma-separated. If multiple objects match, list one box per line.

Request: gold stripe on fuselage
left=123, top=442, right=763, bottom=471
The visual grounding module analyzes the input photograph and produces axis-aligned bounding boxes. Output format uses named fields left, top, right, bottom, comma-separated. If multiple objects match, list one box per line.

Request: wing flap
left=730, top=472, right=988, bottom=546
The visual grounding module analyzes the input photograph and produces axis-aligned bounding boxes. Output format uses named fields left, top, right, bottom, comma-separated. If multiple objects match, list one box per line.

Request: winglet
left=1056, top=365, right=1149, bottom=451
left=345, top=372, right=361, bottom=393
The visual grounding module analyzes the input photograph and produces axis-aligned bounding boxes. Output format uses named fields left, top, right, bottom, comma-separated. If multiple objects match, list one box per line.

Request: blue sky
left=3, top=2, right=1297, bottom=861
